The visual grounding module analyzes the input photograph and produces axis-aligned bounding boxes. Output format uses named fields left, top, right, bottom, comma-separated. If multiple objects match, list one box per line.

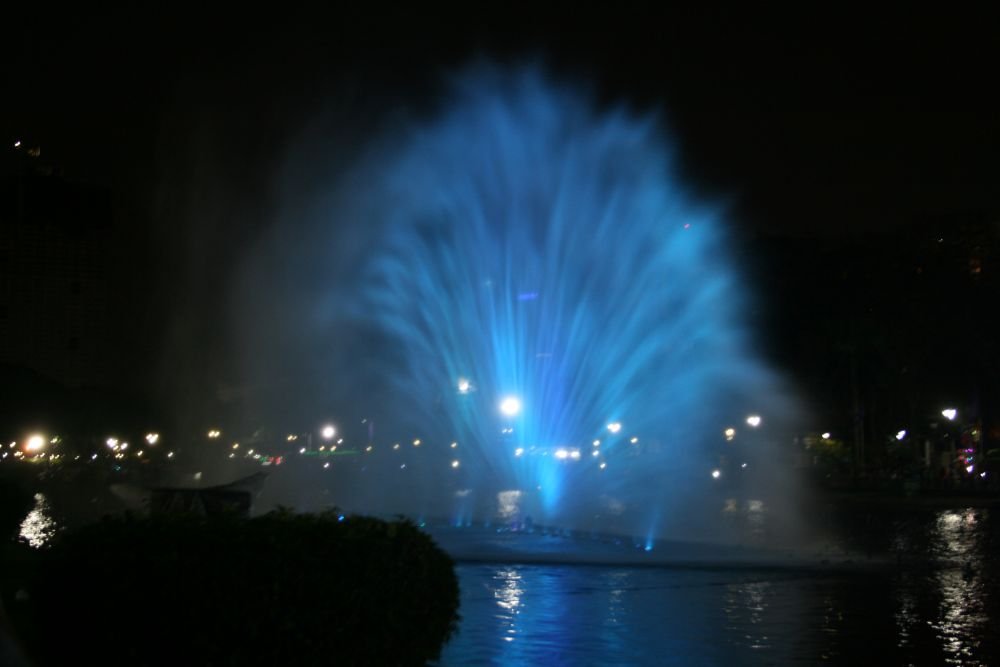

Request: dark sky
left=4, top=6, right=998, bottom=237
left=2, top=6, right=998, bottom=418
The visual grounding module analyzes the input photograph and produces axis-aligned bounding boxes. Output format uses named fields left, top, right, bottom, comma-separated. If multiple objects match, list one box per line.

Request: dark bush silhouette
left=11, top=511, right=459, bottom=666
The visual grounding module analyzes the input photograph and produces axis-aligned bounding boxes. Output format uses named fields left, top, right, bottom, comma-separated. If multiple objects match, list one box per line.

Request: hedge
left=8, top=511, right=460, bottom=666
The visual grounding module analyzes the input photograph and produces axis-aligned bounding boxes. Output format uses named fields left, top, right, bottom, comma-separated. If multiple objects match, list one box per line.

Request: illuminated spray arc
left=341, top=67, right=791, bottom=541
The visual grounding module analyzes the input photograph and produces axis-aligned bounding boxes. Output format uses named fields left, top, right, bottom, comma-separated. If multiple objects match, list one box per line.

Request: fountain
left=245, top=65, right=807, bottom=563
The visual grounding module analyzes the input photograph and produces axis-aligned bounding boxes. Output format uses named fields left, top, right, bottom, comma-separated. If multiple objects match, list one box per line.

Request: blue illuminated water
left=331, top=66, right=796, bottom=542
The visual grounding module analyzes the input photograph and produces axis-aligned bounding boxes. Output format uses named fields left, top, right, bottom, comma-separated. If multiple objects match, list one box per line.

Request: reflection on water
left=442, top=507, right=1000, bottom=666
left=19, top=493, right=58, bottom=547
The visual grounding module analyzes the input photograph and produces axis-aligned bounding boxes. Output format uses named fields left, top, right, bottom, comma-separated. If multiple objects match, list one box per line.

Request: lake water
left=440, top=507, right=999, bottom=666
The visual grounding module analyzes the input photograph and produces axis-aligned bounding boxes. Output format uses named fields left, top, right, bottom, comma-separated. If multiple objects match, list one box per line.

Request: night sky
left=2, top=6, right=998, bottom=423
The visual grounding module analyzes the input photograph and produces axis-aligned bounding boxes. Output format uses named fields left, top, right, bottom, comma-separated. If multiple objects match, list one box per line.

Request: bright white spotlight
left=554, top=448, right=569, bottom=460
left=106, top=438, right=118, bottom=449
left=711, top=469, right=721, bottom=479
left=942, top=409, right=957, bottom=421
left=607, top=422, right=622, bottom=434
left=821, top=432, right=831, bottom=440
left=746, top=415, right=761, bottom=428
left=321, top=425, right=335, bottom=440
left=499, top=396, right=522, bottom=417
left=451, top=460, right=460, bottom=468
left=896, top=430, right=907, bottom=441
left=457, top=378, right=471, bottom=394
left=25, top=435, right=45, bottom=452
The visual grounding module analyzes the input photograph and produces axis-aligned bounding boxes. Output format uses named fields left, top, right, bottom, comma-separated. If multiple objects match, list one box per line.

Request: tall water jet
left=251, top=65, right=799, bottom=545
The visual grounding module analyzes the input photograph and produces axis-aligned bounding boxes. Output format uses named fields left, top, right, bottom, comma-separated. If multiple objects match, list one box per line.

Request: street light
left=321, top=425, right=336, bottom=440
left=25, top=434, right=46, bottom=452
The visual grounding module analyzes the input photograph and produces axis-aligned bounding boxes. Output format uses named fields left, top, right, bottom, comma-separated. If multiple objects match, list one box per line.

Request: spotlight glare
left=499, top=396, right=522, bottom=417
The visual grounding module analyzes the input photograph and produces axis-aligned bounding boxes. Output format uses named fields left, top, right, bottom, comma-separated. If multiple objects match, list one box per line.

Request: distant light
left=167, top=452, right=174, bottom=458
left=91, top=453, right=98, bottom=460
left=286, top=434, right=298, bottom=442
left=25, top=435, right=45, bottom=452
left=981, top=472, right=988, bottom=479
left=724, top=427, right=736, bottom=441
left=741, top=462, right=747, bottom=469
left=599, top=462, right=607, bottom=470
left=451, top=460, right=460, bottom=468
left=555, top=448, right=569, bottom=460
left=14, top=140, right=21, bottom=148
left=966, top=465, right=974, bottom=474
left=896, top=430, right=907, bottom=441
left=120, top=442, right=128, bottom=450
left=514, top=448, right=524, bottom=457
left=821, top=432, right=831, bottom=440
left=450, top=442, right=458, bottom=448
left=365, top=445, right=373, bottom=452
left=746, top=415, right=761, bottom=428
left=569, top=450, right=581, bottom=460
left=499, top=396, right=522, bottom=417
left=607, top=422, right=622, bottom=434
left=207, top=430, right=221, bottom=439
left=711, top=469, right=721, bottom=479
left=232, top=443, right=239, bottom=449
left=630, top=436, right=639, bottom=444
left=400, top=464, right=406, bottom=469
left=592, top=450, right=600, bottom=457
left=299, top=447, right=306, bottom=454
left=136, top=450, right=143, bottom=457
left=106, top=438, right=118, bottom=449
left=337, top=438, right=344, bottom=444
left=457, top=378, right=471, bottom=394
left=413, top=439, right=421, bottom=446
left=145, top=433, right=159, bottom=445
left=321, top=425, right=335, bottom=440
left=942, top=409, right=957, bottom=421
left=319, top=446, right=325, bottom=451
left=393, top=443, right=400, bottom=450
left=592, top=439, right=601, bottom=447
left=323, top=462, right=330, bottom=469
left=247, top=449, right=254, bottom=455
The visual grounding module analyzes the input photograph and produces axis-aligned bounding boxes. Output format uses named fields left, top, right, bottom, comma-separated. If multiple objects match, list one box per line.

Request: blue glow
left=337, top=65, right=787, bottom=537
